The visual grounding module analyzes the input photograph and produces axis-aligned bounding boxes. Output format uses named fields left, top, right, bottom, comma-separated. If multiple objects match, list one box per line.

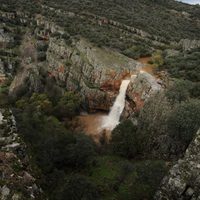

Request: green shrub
left=167, top=100, right=200, bottom=145
left=161, top=48, right=200, bottom=82
left=123, top=45, right=151, bottom=59
left=190, top=82, right=200, bottom=99
left=111, top=120, right=141, bottom=158
left=37, top=43, right=48, bottom=51
left=54, top=91, right=81, bottom=119
left=151, top=50, right=164, bottom=67
left=118, top=160, right=168, bottom=200
left=53, top=174, right=100, bottom=200
left=166, top=79, right=192, bottom=103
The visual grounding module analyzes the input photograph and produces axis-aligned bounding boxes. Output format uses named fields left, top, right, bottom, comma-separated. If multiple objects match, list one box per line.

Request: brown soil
left=138, top=57, right=156, bottom=75
left=75, top=113, right=107, bottom=143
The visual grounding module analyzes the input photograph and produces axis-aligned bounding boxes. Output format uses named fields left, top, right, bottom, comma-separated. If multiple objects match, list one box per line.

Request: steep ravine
left=9, top=35, right=144, bottom=112
left=8, top=34, right=164, bottom=143
left=1, top=3, right=200, bottom=200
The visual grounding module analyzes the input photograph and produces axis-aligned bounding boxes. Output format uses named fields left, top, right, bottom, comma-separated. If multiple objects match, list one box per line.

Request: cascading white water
left=0, top=111, right=3, bottom=125
left=101, top=79, right=130, bottom=131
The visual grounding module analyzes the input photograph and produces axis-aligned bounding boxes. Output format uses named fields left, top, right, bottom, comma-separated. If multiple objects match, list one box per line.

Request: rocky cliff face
left=8, top=30, right=163, bottom=114
left=155, top=129, right=200, bottom=200
left=123, top=71, right=162, bottom=118
left=0, top=109, right=43, bottom=200
left=179, top=39, right=200, bottom=51
left=46, top=37, right=142, bottom=111
left=8, top=27, right=163, bottom=114
left=9, top=34, right=42, bottom=98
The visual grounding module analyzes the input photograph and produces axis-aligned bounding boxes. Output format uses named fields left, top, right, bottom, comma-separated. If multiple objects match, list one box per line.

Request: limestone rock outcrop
left=9, top=64, right=42, bottom=97
left=46, top=37, right=142, bottom=111
left=123, top=71, right=162, bottom=118
left=179, top=39, right=200, bottom=51
left=0, top=109, right=43, bottom=200
left=155, top=129, right=200, bottom=200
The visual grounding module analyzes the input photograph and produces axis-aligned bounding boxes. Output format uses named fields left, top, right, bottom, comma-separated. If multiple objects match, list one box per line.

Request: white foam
left=0, top=111, right=3, bottom=124
left=101, top=80, right=130, bottom=131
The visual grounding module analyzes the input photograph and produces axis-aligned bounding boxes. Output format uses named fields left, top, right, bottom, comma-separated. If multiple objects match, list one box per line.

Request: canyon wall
left=46, top=37, right=142, bottom=111
left=155, top=129, right=200, bottom=200
left=0, top=109, right=43, bottom=200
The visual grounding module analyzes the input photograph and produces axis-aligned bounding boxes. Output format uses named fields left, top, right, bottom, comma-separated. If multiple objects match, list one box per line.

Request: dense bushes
left=37, top=52, right=46, bottom=62
left=16, top=92, right=91, bottom=172
left=14, top=92, right=97, bottom=199
left=165, top=79, right=192, bottom=103
left=111, top=120, right=142, bottom=158
left=12, top=91, right=171, bottom=200
left=54, top=92, right=81, bottom=119
left=0, top=80, right=10, bottom=107
left=111, top=85, right=200, bottom=159
left=15, top=98, right=95, bottom=173
left=161, top=48, right=200, bottom=82
left=136, top=85, right=200, bottom=158
left=167, top=100, right=200, bottom=145
left=123, top=45, right=151, bottom=59
left=44, top=0, right=200, bottom=40
left=151, top=50, right=164, bottom=67
left=53, top=175, right=100, bottom=200
left=118, top=160, right=168, bottom=200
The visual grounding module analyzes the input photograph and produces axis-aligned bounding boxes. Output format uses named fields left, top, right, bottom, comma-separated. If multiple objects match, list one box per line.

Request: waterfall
left=101, top=79, right=130, bottom=131
left=0, top=111, right=3, bottom=125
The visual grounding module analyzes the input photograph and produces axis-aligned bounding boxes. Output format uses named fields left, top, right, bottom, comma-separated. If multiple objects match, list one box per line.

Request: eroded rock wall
left=0, top=109, right=43, bottom=200
left=155, top=129, right=200, bottom=200
left=123, top=71, right=162, bottom=118
left=46, top=37, right=142, bottom=111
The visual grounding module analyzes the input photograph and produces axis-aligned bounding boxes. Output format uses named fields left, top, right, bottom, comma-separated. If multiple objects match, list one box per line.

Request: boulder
left=1, top=186, right=10, bottom=200
left=124, top=71, right=162, bottom=117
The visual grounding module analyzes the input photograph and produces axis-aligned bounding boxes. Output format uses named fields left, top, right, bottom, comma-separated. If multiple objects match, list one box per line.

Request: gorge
left=75, top=66, right=159, bottom=143
left=76, top=78, right=132, bottom=143
left=0, top=0, right=200, bottom=200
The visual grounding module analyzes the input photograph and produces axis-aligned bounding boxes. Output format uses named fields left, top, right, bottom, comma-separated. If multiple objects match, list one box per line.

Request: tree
left=16, top=93, right=53, bottom=114
left=151, top=50, right=164, bottom=67
left=123, top=45, right=151, bottom=59
left=166, top=79, right=192, bottom=103
left=111, top=120, right=140, bottom=158
left=190, top=82, right=200, bottom=98
left=55, top=91, right=81, bottom=119
left=118, top=160, right=168, bottom=200
left=54, top=174, right=100, bottom=200
left=136, top=92, right=172, bottom=155
left=167, top=100, right=200, bottom=146
left=66, top=134, right=96, bottom=168
left=16, top=111, right=96, bottom=172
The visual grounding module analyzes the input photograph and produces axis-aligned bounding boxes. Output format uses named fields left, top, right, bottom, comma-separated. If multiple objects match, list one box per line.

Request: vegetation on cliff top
left=43, top=0, right=200, bottom=40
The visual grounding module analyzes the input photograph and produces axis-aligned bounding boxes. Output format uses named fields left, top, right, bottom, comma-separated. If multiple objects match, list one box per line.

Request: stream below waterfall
left=76, top=112, right=107, bottom=143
